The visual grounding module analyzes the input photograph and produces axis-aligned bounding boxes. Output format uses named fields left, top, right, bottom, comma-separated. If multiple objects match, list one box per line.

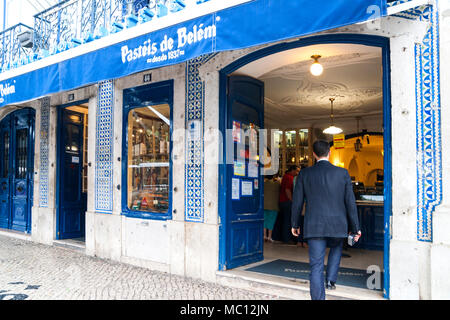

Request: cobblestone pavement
left=0, top=235, right=283, bottom=300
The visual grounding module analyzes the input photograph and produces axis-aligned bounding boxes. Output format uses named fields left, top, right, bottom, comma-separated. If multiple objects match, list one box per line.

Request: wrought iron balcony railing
left=0, top=23, right=35, bottom=72
left=1, top=0, right=211, bottom=74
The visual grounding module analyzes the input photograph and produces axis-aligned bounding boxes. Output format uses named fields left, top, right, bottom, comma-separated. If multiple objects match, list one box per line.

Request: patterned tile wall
left=95, top=80, right=114, bottom=213
left=185, top=54, right=215, bottom=222
left=39, top=97, right=50, bottom=208
left=413, top=3, right=441, bottom=242
left=387, top=0, right=414, bottom=8
left=393, top=2, right=441, bottom=242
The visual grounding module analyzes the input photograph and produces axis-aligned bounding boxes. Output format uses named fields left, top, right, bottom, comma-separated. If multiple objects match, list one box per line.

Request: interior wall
left=330, top=136, right=384, bottom=186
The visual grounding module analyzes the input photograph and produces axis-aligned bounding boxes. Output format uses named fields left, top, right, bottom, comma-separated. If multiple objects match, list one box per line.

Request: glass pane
left=127, top=104, right=170, bottom=213
left=15, top=128, right=28, bottom=179
left=64, top=113, right=82, bottom=124
left=299, top=129, right=309, bottom=165
left=2, top=132, right=9, bottom=178
left=274, top=130, right=282, bottom=149
left=287, top=149, right=296, bottom=164
left=64, top=123, right=80, bottom=154
left=298, top=129, right=308, bottom=146
left=286, top=130, right=296, bottom=148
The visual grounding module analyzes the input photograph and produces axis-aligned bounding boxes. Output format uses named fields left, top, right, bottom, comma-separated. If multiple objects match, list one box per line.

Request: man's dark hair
left=313, top=140, right=330, bottom=158
left=288, top=165, right=299, bottom=172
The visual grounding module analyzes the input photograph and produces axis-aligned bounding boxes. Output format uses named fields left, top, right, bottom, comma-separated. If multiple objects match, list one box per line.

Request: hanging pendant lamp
left=323, top=98, right=343, bottom=135
left=310, top=55, right=324, bottom=76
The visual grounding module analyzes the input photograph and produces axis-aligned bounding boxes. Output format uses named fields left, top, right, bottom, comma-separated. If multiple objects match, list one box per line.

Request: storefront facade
left=0, top=0, right=449, bottom=300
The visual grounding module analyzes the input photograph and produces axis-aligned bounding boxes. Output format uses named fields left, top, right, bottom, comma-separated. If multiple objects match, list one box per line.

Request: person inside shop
left=264, top=174, right=280, bottom=242
left=294, top=165, right=307, bottom=247
left=278, top=165, right=300, bottom=244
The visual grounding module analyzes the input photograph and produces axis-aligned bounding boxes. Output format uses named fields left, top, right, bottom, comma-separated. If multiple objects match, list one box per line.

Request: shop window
left=122, top=81, right=172, bottom=219
left=126, top=104, right=171, bottom=215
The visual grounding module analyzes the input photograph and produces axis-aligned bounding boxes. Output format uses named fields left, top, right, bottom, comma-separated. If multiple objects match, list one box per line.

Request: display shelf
left=276, top=128, right=311, bottom=175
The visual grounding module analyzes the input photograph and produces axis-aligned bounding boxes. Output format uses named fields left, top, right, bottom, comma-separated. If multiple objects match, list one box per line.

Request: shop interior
left=127, top=103, right=171, bottom=214
left=231, top=43, right=385, bottom=293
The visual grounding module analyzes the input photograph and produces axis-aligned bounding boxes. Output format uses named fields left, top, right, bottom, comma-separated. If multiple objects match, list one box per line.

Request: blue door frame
left=56, top=100, right=89, bottom=240
left=218, top=34, right=392, bottom=299
left=0, top=108, right=35, bottom=233
left=121, top=80, right=174, bottom=221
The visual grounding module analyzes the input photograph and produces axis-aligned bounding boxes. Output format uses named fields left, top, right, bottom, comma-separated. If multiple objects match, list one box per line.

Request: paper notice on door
left=232, top=178, right=240, bottom=200
left=233, top=161, right=245, bottom=176
left=72, top=156, right=80, bottom=163
left=241, top=180, right=253, bottom=196
left=232, top=121, right=241, bottom=143
left=248, top=161, right=258, bottom=178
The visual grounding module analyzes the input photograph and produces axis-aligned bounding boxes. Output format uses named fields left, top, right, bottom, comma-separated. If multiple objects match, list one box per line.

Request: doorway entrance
left=0, top=108, right=35, bottom=233
left=56, top=103, right=89, bottom=241
left=219, top=34, right=391, bottom=298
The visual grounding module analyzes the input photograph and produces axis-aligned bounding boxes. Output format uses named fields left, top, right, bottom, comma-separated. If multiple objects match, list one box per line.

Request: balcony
left=0, top=0, right=211, bottom=74
left=0, top=23, right=35, bottom=72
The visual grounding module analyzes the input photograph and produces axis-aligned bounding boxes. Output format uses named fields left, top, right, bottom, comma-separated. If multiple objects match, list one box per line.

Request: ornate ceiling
left=232, top=43, right=384, bottom=134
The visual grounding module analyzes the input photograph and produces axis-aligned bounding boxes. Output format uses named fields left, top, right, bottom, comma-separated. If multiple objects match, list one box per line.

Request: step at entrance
left=216, top=265, right=385, bottom=300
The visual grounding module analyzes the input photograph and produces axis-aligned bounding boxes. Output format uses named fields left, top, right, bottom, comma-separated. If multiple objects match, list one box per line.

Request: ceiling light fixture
left=323, top=98, right=343, bottom=135
left=310, top=55, right=323, bottom=76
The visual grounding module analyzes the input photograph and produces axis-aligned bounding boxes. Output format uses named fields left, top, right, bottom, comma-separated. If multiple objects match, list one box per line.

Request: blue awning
left=0, top=0, right=387, bottom=107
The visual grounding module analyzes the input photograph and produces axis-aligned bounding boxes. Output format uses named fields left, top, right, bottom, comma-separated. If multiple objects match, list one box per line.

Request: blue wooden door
left=224, top=76, right=265, bottom=269
left=58, top=109, right=85, bottom=239
left=0, top=109, right=35, bottom=232
left=0, top=117, right=11, bottom=229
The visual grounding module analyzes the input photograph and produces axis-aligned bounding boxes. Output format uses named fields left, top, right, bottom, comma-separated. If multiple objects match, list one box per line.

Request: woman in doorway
left=264, top=174, right=280, bottom=242
left=278, top=165, right=300, bottom=244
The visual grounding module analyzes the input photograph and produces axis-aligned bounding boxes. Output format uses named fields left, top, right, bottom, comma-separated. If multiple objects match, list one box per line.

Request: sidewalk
left=0, top=234, right=282, bottom=300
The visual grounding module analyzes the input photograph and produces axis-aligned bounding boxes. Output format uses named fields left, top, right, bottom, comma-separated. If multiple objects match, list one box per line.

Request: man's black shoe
left=325, top=281, right=336, bottom=290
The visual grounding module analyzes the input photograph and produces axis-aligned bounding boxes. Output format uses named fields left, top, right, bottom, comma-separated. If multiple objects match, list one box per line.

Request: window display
left=127, top=104, right=170, bottom=213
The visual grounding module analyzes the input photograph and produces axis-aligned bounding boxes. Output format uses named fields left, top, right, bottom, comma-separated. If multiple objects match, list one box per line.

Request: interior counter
left=353, top=201, right=384, bottom=251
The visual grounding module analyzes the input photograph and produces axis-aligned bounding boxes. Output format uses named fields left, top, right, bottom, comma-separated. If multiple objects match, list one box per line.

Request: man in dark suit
left=291, top=140, right=361, bottom=300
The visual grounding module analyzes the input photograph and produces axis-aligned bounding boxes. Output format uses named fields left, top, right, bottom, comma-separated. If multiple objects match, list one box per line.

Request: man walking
left=291, top=140, right=361, bottom=300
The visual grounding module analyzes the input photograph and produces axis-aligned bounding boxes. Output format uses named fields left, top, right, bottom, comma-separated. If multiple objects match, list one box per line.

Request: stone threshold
left=53, top=239, right=86, bottom=253
left=216, top=262, right=386, bottom=301
left=0, top=228, right=32, bottom=242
